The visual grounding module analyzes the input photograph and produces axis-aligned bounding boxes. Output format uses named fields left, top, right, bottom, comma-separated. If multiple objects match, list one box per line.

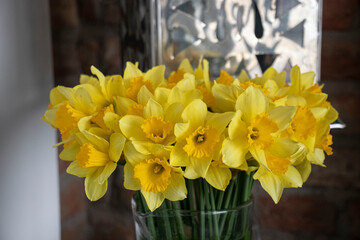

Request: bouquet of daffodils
left=42, top=59, right=337, bottom=238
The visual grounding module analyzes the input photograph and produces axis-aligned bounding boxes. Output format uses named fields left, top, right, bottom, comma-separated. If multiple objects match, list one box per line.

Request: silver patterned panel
left=151, top=0, right=322, bottom=81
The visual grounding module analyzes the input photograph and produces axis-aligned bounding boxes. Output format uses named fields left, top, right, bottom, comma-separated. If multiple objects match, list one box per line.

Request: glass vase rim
left=132, top=197, right=253, bottom=217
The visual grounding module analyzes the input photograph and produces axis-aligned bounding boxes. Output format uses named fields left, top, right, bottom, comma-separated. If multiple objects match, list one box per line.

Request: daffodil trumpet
left=43, top=59, right=338, bottom=239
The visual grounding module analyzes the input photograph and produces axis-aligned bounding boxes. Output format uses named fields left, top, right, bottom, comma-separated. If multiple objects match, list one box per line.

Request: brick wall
left=253, top=1, right=360, bottom=239
left=49, top=0, right=360, bottom=239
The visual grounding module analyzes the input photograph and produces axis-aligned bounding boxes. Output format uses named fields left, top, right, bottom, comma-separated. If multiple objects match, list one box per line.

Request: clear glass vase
left=132, top=195, right=253, bottom=240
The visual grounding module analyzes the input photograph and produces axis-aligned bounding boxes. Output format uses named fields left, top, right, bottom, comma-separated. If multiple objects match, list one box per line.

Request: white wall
left=0, top=0, right=60, bottom=239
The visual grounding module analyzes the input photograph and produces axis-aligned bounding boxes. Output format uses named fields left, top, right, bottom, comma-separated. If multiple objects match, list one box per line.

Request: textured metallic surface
left=151, top=0, right=322, bottom=81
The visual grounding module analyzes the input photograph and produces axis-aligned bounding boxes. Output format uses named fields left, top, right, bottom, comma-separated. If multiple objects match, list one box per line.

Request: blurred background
left=0, top=0, right=359, bottom=239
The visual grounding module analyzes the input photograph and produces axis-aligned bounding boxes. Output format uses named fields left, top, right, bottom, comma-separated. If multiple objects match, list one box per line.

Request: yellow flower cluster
left=42, top=59, right=338, bottom=211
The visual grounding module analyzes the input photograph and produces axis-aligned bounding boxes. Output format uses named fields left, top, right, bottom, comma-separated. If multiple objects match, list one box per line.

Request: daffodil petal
left=144, top=65, right=165, bottom=88
left=78, top=116, right=92, bottom=131
left=103, top=112, right=121, bottom=132
left=66, top=160, right=94, bottom=177
left=182, top=99, right=207, bottom=126
left=269, top=138, right=298, bottom=158
left=179, top=58, right=193, bottom=73
left=170, top=142, right=190, bottom=166
left=144, top=98, right=163, bottom=119
left=304, top=92, right=327, bottom=108
left=269, top=106, right=296, bottom=131
left=141, top=190, right=164, bottom=212
left=50, top=87, right=67, bottom=105
left=250, top=146, right=267, bottom=168
left=290, top=65, right=301, bottom=94
left=301, top=71, right=315, bottom=90
left=236, top=86, right=268, bottom=124
left=227, top=111, right=248, bottom=140
left=310, top=107, right=328, bottom=120
left=287, top=96, right=307, bottom=107
left=164, top=103, right=183, bottom=123
left=163, top=171, right=187, bottom=201
left=206, top=112, right=234, bottom=134
left=124, top=62, right=143, bottom=87
left=123, top=141, right=146, bottom=165
left=256, top=169, right=283, bottom=203
left=282, top=165, right=303, bottom=188
left=109, top=133, right=126, bottom=162
left=222, top=138, right=248, bottom=169
left=154, top=87, right=171, bottom=107
left=190, top=157, right=211, bottom=178
left=59, top=141, right=80, bottom=161
left=98, top=162, right=117, bottom=184
left=132, top=141, right=172, bottom=156
left=205, top=166, right=231, bottom=191
left=42, top=106, right=58, bottom=127
left=124, top=162, right=141, bottom=190
left=138, top=85, right=154, bottom=106
left=296, top=160, right=311, bottom=182
left=90, top=65, right=106, bottom=94
left=174, top=122, right=190, bottom=139
left=184, top=164, right=201, bottom=179
left=82, top=130, right=109, bottom=153
left=114, top=96, right=137, bottom=115
left=85, top=170, right=108, bottom=201
left=307, top=148, right=325, bottom=166
left=119, top=115, right=147, bottom=141
left=72, top=86, right=97, bottom=115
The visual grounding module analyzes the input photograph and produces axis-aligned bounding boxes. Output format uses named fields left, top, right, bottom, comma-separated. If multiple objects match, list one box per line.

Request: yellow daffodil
left=89, top=66, right=125, bottom=104
left=222, top=86, right=297, bottom=171
left=170, top=99, right=233, bottom=189
left=123, top=144, right=186, bottom=211
left=123, top=62, right=165, bottom=103
left=120, top=98, right=182, bottom=156
left=65, top=130, right=126, bottom=201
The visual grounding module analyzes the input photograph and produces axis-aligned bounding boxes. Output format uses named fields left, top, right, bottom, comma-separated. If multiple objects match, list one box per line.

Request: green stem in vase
left=187, top=179, right=198, bottom=239
left=219, top=178, right=235, bottom=234
left=197, top=179, right=205, bottom=240
left=161, top=201, right=173, bottom=240
left=209, top=184, right=220, bottom=239
left=216, top=189, right=225, bottom=210
left=202, top=179, right=213, bottom=237
left=172, top=201, right=186, bottom=240
left=138, top=191, right=156, bottom=239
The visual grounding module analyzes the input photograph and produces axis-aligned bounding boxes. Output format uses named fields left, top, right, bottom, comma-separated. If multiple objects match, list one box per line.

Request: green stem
left=187, top=180, right=198, bottom=239
left=197, top=179, right=205, bottom=240
left=209, top=184, right=220, bottom=239
left=138, top=191, right=156, bottom=239
left=202, top=180, right=213, bottom=237
left=161, top=201, right=173, bottom=240
left=172, top=201, right=186, bottom=240
left=219, top=178, right=235, bottom=234
left=216, top=190, right=225, bottom=210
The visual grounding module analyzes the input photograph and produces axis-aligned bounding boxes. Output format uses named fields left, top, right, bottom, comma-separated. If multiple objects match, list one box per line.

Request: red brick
left=53, top=42, right=81, bottom=78
left=77, top=0, right=99, bottom=23
left=60, top=177, right=88, bottom=220
left=321, top=81, right=360, bottom=135
left=62, top=212, right=89, bottom=240
left=78, top=38, right=100, bottom=73
left=306, top=135, right=360, bottom=189
left=103, top=2, right=121, bottom=25
left=321, top=32, right=360, bottom=80
left=103, top=36, right=121, bottom=74
left=322, top=0, right=359, bottom=31
left=348, top=198, right=360, bottom=238
left=59, top=159, right=70, bottom=174
left=50, top=0, right=79, bottom=30
left=256, top=195, right=336, bottom=234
